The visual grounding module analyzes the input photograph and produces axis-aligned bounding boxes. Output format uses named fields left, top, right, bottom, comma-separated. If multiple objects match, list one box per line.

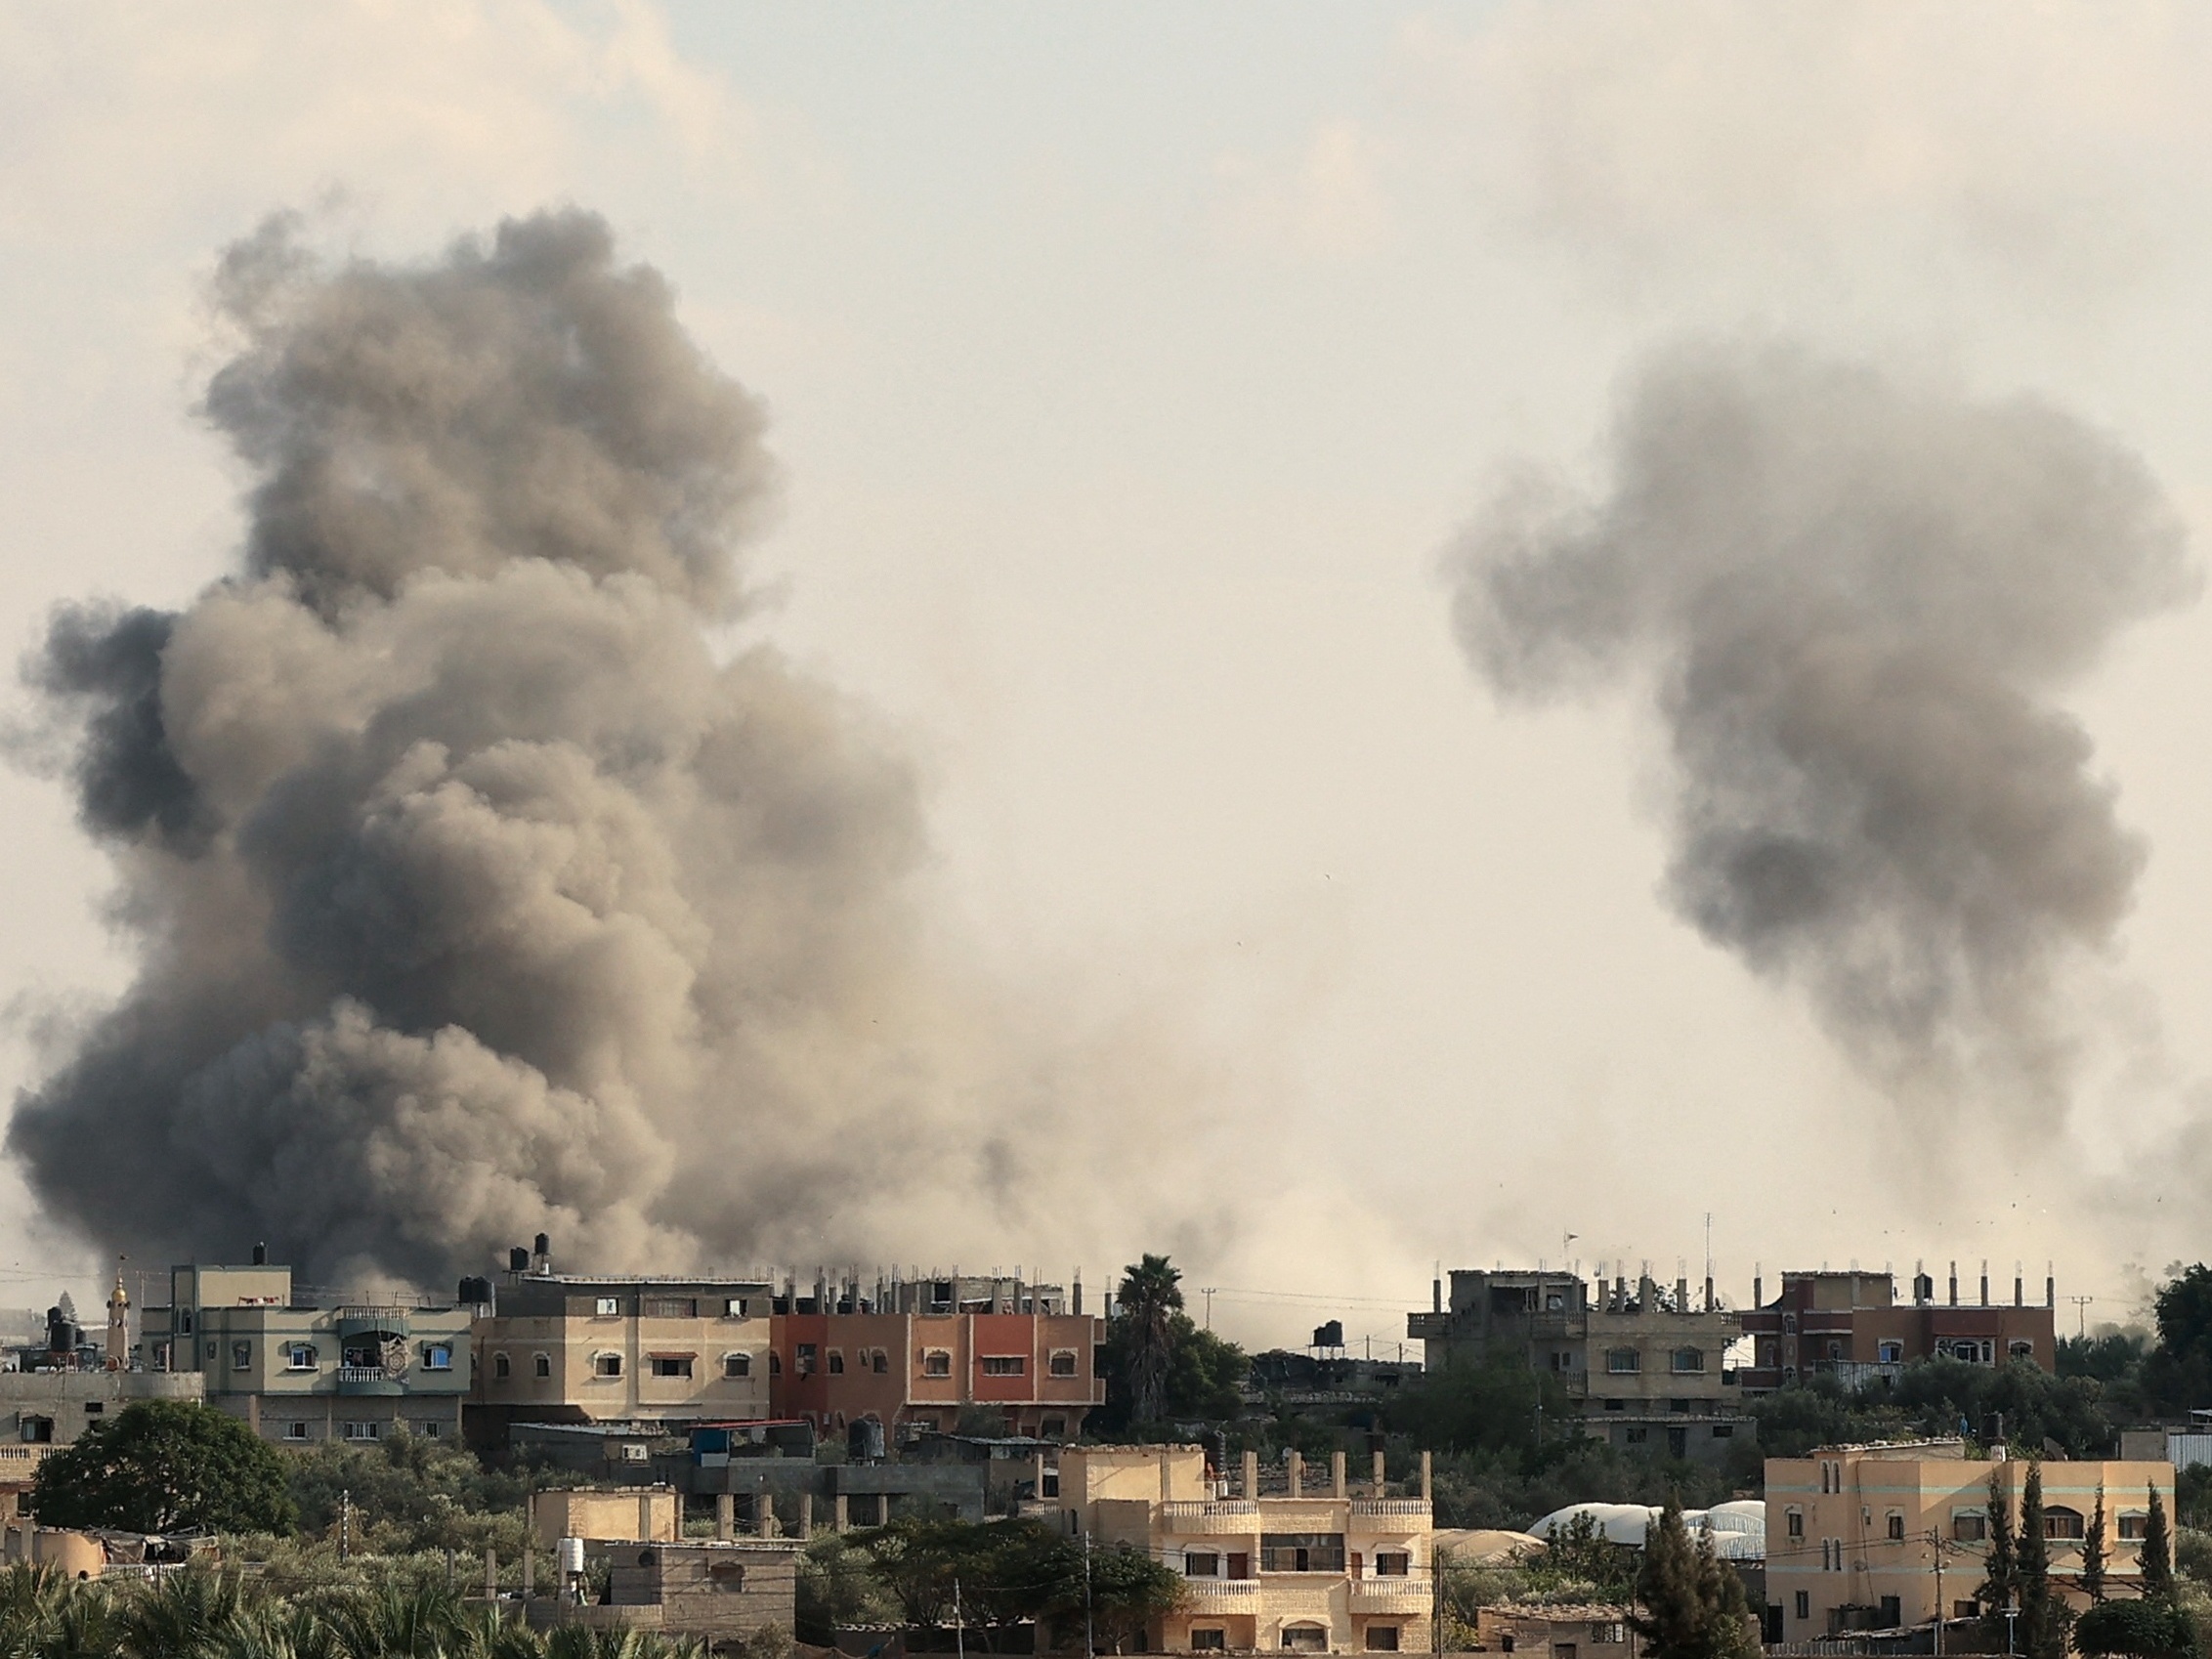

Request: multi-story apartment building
left=769, top=1303, right=1104, bottom=1441
left=1058, top=1443, right=1434, bottom=1654
left=1737, top=1266, right=2057, bottom=1393
left=142, top=1255, right=472, bottom=1445
left=1765, top=1440, right=2174, bottom=1643
left=467, top=1266, right=775, bottom=1453
left=1408, top=1268, right=1746, bottom=1465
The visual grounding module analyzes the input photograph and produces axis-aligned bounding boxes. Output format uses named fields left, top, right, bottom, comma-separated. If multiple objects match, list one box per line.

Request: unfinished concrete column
left=638, top=1492, right=654, bottom=1541
left=756, top=1494, right=776, bottom=1537
left=1161, top=1450, right=1172, bottom=1506
left=798, top=1493, right=814, bottom=1538
left=1331, top=1451, right=1346, bottom=1499
left=1288, top=1451, right=1303, bottom=1500
left=1035, top=1451, right=1048, bottom=1508
left=1243, top=1450, right=1259, bottom=1500
left=1372, top=1450, right=1386, bottom=1496
left=715, top=1494, right=734, bottom=1541
left=834, top=1494, right=850, bottom=1532
left=1419, top=1451, right=1432, bottom=1503
left=521, top=1547, right=534, bottom=1597
left=486, top=1549, right=497, bottom=1601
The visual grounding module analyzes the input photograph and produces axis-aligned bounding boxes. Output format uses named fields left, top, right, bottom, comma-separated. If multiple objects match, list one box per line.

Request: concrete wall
left=532, top=1487, right=681, bottom=1546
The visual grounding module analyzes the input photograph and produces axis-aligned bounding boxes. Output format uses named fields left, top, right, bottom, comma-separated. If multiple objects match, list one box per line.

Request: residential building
left=1472, top=1603, right=1638, bottom=1659
left=1057, top=1442, right=1435, bottom=1654
left=1765, top=1440, right=2174, bottom=1643
left=141, top=1255, right=472, bottom=1445
left=1408, top=1269, right=1747, bottom=1466
left=0, top=1367, right=203, bottom=1521
left=769, top=1303, right=1104, bottom=1442
left=467, top=1266, right=774, bottom=1452
left=1246, top=1351, right=1423, bottom=1408
left=1737, top=1266, right=2058, bottom=1393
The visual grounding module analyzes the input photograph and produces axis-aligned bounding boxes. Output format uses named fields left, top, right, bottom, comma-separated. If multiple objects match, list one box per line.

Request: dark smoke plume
left=6, top=210, right=1081, bottom=1287
left=1451, top=343, right=2195, bottom=1117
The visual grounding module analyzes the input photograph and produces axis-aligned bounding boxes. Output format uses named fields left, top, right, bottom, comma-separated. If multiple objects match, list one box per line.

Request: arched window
left=1670, top=1348, right=1705, bottom=1374
left=768, top=1351, right=782, bottom=1376
left=2044, top=1507, right=2085, bottom=1541
left=724, top=1351, right=750, bottom=1379
left=593, top=1351, right=623, bottom=1379
left=493, top=1352, right=511, bottom=1381
left=534, top=1352, right=551, bottom=1379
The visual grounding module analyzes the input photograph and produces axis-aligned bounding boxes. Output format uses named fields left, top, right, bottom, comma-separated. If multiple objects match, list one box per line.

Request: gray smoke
left=5, top=210, right=1040, bottom=1286
left=1451, top=343, right=2195, bottom=1117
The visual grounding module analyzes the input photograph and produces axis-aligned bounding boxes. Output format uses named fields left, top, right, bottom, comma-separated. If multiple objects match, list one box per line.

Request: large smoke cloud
left=1451, top=343, right=2195, bottom=1118
left=7, top=210, right=1075, bottom=1287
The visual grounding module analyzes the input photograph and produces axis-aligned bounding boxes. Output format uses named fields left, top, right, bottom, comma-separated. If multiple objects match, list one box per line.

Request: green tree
left=1631, top=1499, right=1754, bottom=1659
left=1077, top=1542, right=1183, bottom=1655
left=1542, top=1511, right=1636, bottom=1599
left=30, top=1401, right=295, bottom=1535
left=2018, top=1464, right=2065, bottom=1659
left=2085, top=1486, right=2109, bottom=1604
left=1115, top=1255, right=1185, bottom=1426
left=2076, top=1598, right=2198, bottom=1658
left=1389, top=1354, right=1569, bottom=1457
left=1979, top=1471, right=2019, bottom=1651
left=2146, top=1485, right=2178, bottom=1603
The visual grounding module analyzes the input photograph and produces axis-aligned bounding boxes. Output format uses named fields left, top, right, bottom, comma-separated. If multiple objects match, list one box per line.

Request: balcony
left=1349, top=1581, right=1429, bottom=1613
left=1181, top=1580, right=1260, bottom=1607
left=1350, top=1500, right=1431, bottom=1522
left=336, top=1366, right=404, bottom=1395
left=1161, top=1501, right=1259, bottom=1533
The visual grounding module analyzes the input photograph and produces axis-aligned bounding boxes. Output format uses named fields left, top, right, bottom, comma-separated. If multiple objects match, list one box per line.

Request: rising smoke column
left=6, top=211, right=972, bottom=1286
left=1450, top=343, right=2195, bottom=1119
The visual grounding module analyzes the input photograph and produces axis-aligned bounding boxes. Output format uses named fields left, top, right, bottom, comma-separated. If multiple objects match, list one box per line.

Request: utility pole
left=1932, top=1529, right=1943, bottom=1658
left=1084, top=1530, right=1095, bottom=1659
left=340, top=1488, right=352, bottom=1560
left=2068, top=1296, right=2095, bottom=1339
left=1201, top=1288, right=1215, bottom=1331
left=955, top=1576, right=964, bottom=1659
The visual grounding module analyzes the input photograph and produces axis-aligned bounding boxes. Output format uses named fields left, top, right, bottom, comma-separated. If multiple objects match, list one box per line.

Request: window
left=1603, top=1399, right=1624, bottom=1412
left=1783, top=1313, right=1798, bottom=1334
left=1192, top=1633, right=1227, bottom=1653
left=1826, top=1340, right=1844, bottom=1362
left=2044, top=1507, right=2085, bottom=1541
left=1712, top=1425, right=1733, bottom=1438
left=1786, top=1510, right=1804, bottom=1540
left=1185, top=1552, right=1220, bottom=1578
left=1606, top=1348, right=1640, bottom=1374
left=796, top=1343, right=818, bottom=1376
left=1888, top=1512, right=1906, bottom=1541
left=1049, top=1349, right=1079, bottom=1377
left=1879, top=1597, right=1902, bottom=1628
left=1795, top=1594, right=1810, bottom=1621
left=1955, top=1601, right=1981, bottom=1621
left=1878, top=1341, right=1903, bottom=1363
left=83, top=1402, right=102, bottom=1415
left=180, top=1311, right=193, bottom=1335
left=1624, top=1426, right=1647, bottom=1444
left=1669, top=1397, right=1690, bottom=1413
left=1041, top=1416, right=1068, bottom=1438
left=872, top=1350, right=889, bottom=1375
left=725, top=1298, right=749, bottom=1318
left=422, top=1421, right=443, bottom=1439
left=644, top=1297, right=697, bottom=1319
left=534, top=1352, right=551, bottom=1379
left=1282, top=1628, right=1328, bottom=1651
left=1366, top=1629, right=1401, bottom=1652
left=21, top=1417, right=53, bottom=1443
left=342, top=1422, right=381, bottom=1441
left=650, top=1355, right=695, bottom=1379
left=1261, top=1534, right=1346, bottom=1573
left=595, top=1297, right=620, bottom=1316
left=1592, top=1625, right=1627, bottom=1645
left=2010, top=1340, right=2035, bottom=1360
left=1226, top=1553, right=1251, bottom=1581
left=1374, top=1553, right=1409, bottom=1577
left=594, top=1351, right=623, bottom=1379
left=2120, top=1512, right=2149, bottom=1541
left=1671, top=1347, right=1706, bottom=1374
left=284, top=1423, right=309, bottom=1441
left=829, top=1350, right=845, bottom=1375
left=709, top=1560, right=746, bottom=1591
left=232, top=1341, right=252, bottom=1370
left=923, top=1349, right=952, bottom=1378
left=724, top=1352, right=751, bottom=1379
left=981, top=1356, right=1025, bottom=1376
left=1953, top=1512, right=1987, bottom=1542
left=286, top=1343, right=319, bottom=1371
left=769, top=1351, right=782, bottom=1376
left=422, top=1344, right=452, bottom=1371
left=494, top=1352, right=511, bottom=1380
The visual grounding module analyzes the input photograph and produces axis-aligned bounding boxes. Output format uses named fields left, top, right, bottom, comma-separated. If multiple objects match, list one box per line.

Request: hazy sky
left=6, top=2, right=2212, bottom=1348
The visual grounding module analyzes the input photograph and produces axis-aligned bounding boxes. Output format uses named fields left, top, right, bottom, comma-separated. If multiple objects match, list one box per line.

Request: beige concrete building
left=1409, top=1269, right=1746, bottom=1464
left=1472, top=1603, right=1638, bottom=1659
left=1765, top=1441, right=2176, bottom=1642
left=0, top=1368, right=203, bottom=1521
left=142, top=1258, right=471, bottom=1445
left=468, top=1271, right=774, bottom=1451
left=1058, top=1444, right=1434, bottom=1654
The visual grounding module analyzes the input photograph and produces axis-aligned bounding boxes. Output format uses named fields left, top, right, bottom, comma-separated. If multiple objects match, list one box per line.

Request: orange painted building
left=769, top=1309, right=1104, bottom=1442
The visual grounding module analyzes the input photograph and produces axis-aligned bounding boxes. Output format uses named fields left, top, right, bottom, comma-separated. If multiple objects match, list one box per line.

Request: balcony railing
left=1350, top=1500, right=1431, bottom=1520
left=1349, top=1581, right=1430, bottom=1612
left=1181, top=1580, right=1259, bottom=1604
left=1162, top=1501, right=1259, bottom=1524
left=336, top=1366, right=401, bottom=1383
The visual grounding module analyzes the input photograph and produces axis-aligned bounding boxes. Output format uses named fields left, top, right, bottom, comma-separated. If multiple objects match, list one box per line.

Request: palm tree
left=1117, top=1255, right=1185, bottom=1425
left=120, top=1568, right=250, bottom=1659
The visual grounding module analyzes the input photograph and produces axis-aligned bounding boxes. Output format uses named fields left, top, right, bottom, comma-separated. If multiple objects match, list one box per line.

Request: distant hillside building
left=142, top=1254, right=472, bottom=1446
left=1736, top=1265, right=2057, bottom=1393
left=1408, top=1268, right=1747, bottom=1466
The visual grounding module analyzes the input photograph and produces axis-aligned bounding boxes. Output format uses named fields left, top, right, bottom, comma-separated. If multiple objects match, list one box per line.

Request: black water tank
left=252, top=1242, right=268, bottom=1266
left=533, top=1232, right=551, bottom=1256
left=457, top=1276, right=493, bottom=1306
left=509, top=1247, right=531, bottom=1272
left=1312, top=1319, right=1344, bottom=1349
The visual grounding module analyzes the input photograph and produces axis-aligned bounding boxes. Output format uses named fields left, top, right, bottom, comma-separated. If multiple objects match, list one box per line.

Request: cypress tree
left=1634, top=1498, right=1708, bottom=1659
left=2142, top=1484, right=2176, bottom=1604
left=1693, top=1523, right=1759, bottom=1659
left=1980, top=1469, right=2019, bottom=1651
left=2083, top=1485, right=2107, bottom=1605
left=2018, top=1463, right=2063, bottom=1659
